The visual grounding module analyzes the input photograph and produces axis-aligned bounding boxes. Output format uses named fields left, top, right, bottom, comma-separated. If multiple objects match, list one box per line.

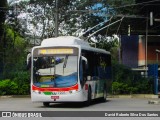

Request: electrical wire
left=80, top=16, right=113, bottom=38
left=116, top=16, right=124, bottom=35
left=87, top=17, right=124, bottom=41
left=112, top=0, right=160, bottom=9
left=106, top=16, right=113, bottom=35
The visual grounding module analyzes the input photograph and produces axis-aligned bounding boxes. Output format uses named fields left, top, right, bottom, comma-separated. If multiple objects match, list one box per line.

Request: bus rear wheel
left=101, top=87, right=107, bottom=102
left=43, top=102, right=50, bottom=107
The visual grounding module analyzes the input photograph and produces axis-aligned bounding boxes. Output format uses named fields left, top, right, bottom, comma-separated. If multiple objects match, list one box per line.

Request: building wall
left=121, top=35, right=138, bottom=68
left=138, top=35, right=146, bottom=66
left=121, top=35, right=160, bottom=68
left=147, top=36, right=160, bottom=65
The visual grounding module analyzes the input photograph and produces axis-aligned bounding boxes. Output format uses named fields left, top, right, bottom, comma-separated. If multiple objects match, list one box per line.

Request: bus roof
left=41, top=36, right=110, bottom=55
left=41, top=36, right=90, bottom=47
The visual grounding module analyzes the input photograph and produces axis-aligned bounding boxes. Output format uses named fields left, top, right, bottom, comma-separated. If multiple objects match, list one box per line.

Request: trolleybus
left=30, top=36, right=111, bottom=106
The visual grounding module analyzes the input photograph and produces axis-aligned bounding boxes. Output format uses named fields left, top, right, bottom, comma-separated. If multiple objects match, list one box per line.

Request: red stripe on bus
left=32, top=84, right=78, bottom=92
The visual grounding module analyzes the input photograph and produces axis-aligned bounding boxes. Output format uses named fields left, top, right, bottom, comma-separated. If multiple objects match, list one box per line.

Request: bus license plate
left=51, top=96, right=59, bottom=99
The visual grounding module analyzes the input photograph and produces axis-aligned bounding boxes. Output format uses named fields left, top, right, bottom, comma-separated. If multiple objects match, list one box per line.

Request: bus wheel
left=102, top=88, right=107, bottom=102
left=86, top=87, right=92, bottom=106
left=43, top=102, right=50, bottom=107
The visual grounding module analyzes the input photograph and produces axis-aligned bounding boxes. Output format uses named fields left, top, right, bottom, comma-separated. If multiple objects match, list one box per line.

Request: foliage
left=0, top=79, right=18, bottom=95
left=6, top=0, right=140, bottom=46
left=112, top=63, right=154, bottom=94
left=0, top=1, right=30, bottom=95
left=3, top=25, right=28, bottom=77
left=7, top=0, right=114, bottom=41
left=0, top=24, right=30, bottom=95
left=0, top=0, right=8, bottom=29
left=12, top=71, right=30, bottom=95
left=106, top=0, right=137, bottom=15
left=0, top=0, right=8, bottom=77
left=6, top=0, right=140, bottom=40
left=112, top=82, right=138, bottom=94
left=135, top=77, right=153, bottom=94
left=0, top=71, right=30, bottom=95
left=92, top=35, right=119, bottom=61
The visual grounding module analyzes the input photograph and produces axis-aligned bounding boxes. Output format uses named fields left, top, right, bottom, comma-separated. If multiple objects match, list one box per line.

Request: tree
left=6, top=0, right=136, bottom=54
left=2, top=25, right=28, bottom=78
left=0, top=0, right=8, bottom=78
left=106, top=0, right=136, bottom=15
left=0, top=1, right=29, bottom=80
left=7, top=0, right=112, bottom=42
left=0, top=0, right=8, bottom=38
left=0, top=0, right=8, bottom=47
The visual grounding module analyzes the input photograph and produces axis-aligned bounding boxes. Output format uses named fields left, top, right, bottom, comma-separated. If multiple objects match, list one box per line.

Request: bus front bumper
left=31, top=90, right=87, bottom=103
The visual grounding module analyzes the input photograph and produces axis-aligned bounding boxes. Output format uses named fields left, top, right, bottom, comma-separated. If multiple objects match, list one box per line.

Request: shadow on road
left=37, top=99, right=110, bottom=108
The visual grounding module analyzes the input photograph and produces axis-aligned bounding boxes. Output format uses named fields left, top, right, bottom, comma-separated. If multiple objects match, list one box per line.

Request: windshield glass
left=32, top=47, right=78, bottom=88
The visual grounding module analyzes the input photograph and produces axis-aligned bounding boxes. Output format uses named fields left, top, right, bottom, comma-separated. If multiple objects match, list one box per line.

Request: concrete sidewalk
left=108, top=94, right=159, bottom=99
left=108, top=94, right=160, bottom=105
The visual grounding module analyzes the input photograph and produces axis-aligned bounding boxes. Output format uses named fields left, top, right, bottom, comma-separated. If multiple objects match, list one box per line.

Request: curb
left=0, top=94, right=159, bottom=99
left=108, top=94, right=159, bottom=99
left=0, top=95, right=30, bottom=98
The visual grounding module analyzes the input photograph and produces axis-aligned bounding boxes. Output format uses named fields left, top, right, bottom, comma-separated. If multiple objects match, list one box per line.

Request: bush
left=112, top=82, right=138, bottom=94
left=12, top=71, right=30, bottom=95
left=112, top=82, right=122, bottom=94
left=0, top=79, right=18, bottom=95
left=0, top=71, right=30, bottom=95
left=112, top=63, right=154, bottom=94
left=135, top=77, right=153, bottom=94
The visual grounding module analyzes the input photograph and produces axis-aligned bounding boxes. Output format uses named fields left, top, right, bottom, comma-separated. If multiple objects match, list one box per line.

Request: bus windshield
left=32, top=47, right=78, bottom=88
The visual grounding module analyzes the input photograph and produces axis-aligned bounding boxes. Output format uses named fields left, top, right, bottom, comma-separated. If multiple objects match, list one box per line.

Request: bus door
left=80, top=56, right=88, bottom=87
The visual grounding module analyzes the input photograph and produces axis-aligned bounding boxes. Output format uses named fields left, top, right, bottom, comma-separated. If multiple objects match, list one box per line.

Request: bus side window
left=82, top=56, right=88, bottom=80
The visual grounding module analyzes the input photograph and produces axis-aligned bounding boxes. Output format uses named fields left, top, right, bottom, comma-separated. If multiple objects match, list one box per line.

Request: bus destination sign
left=38, top=48, right=74, bottom=55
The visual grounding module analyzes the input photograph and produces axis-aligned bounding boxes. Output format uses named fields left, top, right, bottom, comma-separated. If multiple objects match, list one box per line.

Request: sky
left=8, top=0, right=29, bottom=4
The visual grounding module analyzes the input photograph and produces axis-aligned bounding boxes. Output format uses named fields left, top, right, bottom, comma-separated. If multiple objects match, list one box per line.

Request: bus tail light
left=85, top=84, right=88, bottom=90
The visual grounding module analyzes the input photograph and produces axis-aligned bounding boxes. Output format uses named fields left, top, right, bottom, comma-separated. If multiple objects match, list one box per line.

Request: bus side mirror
left=87, top=76, right=91, bottom=81
left=26, top=53, right=31, bottom=70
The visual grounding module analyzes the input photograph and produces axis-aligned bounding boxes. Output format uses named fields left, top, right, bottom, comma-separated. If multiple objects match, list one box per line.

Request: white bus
left=30, top=36, right=112, bottom=106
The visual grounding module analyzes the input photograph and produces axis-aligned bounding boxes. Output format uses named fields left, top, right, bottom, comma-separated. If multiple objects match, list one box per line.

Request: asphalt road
left=0, top=97, right=160, bottom=120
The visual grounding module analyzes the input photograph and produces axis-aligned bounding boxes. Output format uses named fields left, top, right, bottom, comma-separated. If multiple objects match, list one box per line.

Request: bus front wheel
left=86, top=87, right=92, bottom=106
left=43, top=102, right=50, bottom=107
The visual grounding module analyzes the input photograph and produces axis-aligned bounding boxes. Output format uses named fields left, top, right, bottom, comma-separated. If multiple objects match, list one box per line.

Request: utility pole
left=156, top=49, right=160, bottom=64
left=55, top=0, right=58, bottom=37
left=145, top=17, right=148, bottom=77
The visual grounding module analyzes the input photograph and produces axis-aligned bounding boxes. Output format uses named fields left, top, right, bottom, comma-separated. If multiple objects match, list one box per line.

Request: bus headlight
left=33, top=90, right=41, bottom=94
left=69, top=90, right=77, bottom=94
